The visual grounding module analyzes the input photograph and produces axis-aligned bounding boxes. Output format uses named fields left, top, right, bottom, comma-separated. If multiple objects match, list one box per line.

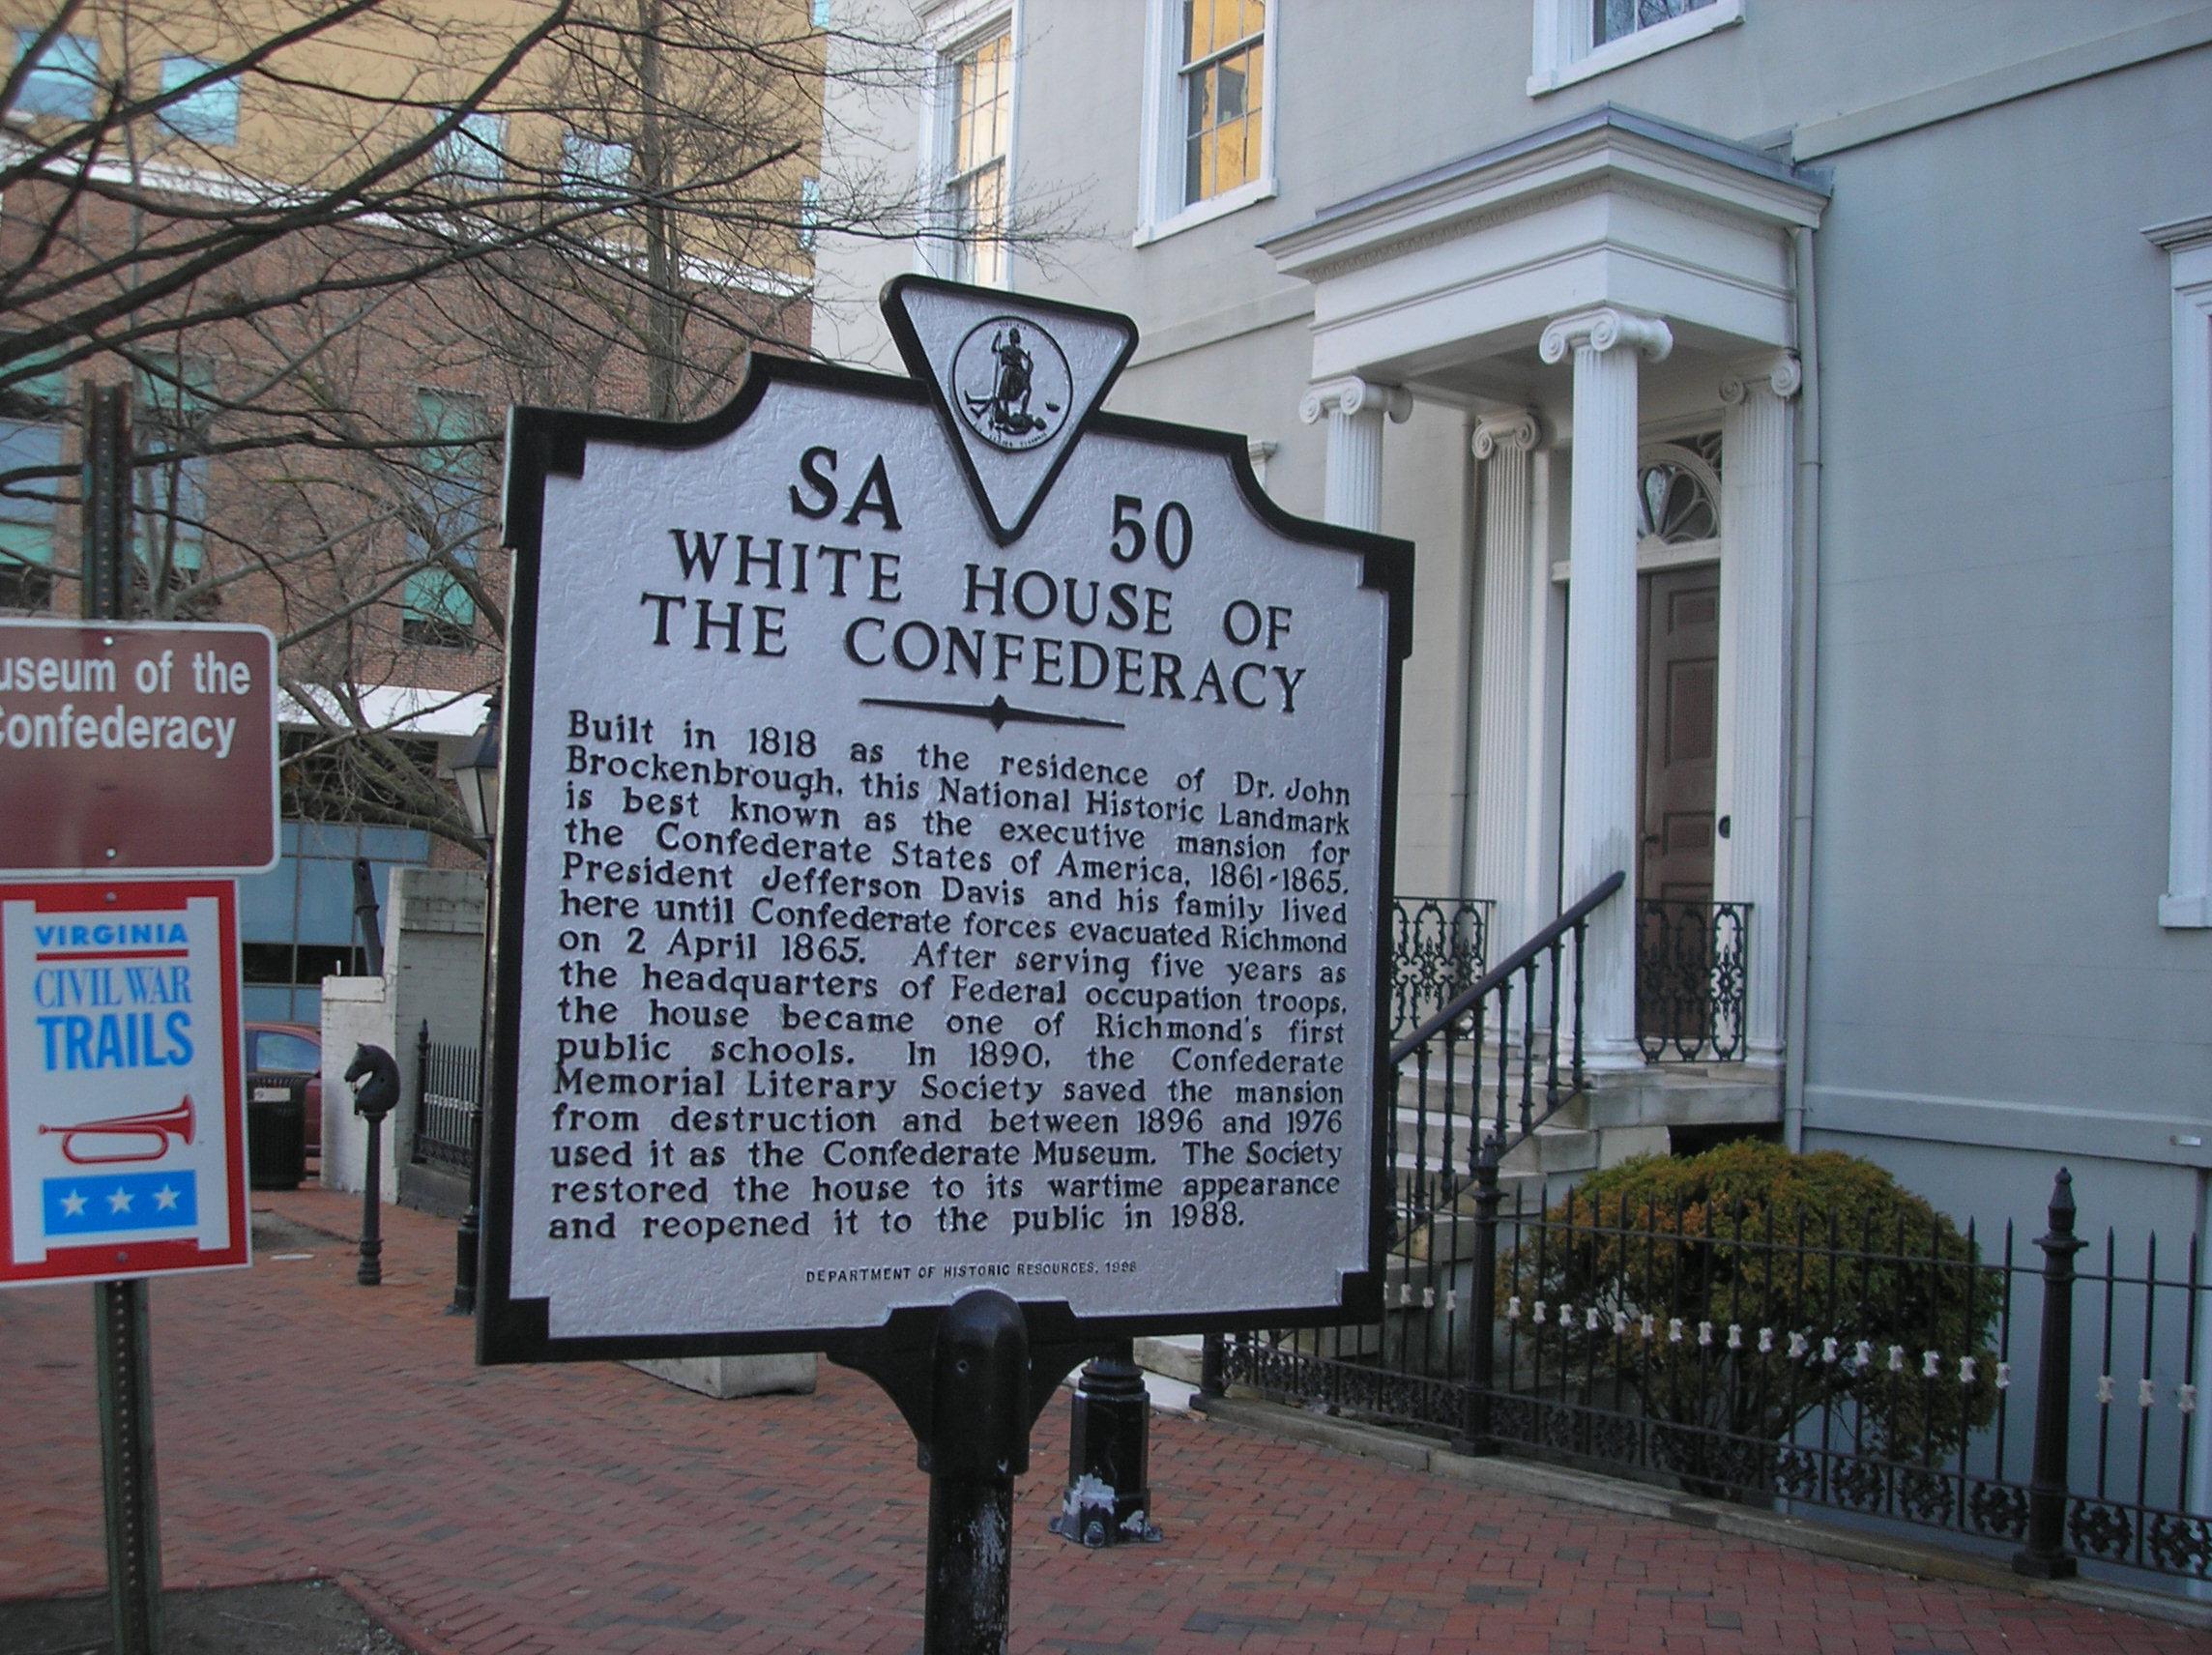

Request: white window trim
left=1528, top=0, right=1743, bottom=99
left=917, top=0, right=1020, bottom=287
left=2149, top=215, right=2212, bottom=927
left=1133, top=0, right=1278, bottom=247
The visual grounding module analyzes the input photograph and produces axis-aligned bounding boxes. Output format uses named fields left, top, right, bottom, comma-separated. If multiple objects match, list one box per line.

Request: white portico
left=1266, top=107, right=1828, bottom=1068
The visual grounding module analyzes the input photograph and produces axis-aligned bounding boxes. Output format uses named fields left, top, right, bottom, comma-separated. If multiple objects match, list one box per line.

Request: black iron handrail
left=1390, top=870, right=1626, bottom=1066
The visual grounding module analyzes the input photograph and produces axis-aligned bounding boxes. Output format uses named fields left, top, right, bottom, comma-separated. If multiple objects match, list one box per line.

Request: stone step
left=1132, top=1332, right=1205, bottom=1386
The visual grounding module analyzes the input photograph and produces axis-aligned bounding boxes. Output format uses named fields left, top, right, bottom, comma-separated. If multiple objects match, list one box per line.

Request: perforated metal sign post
left=480, top=278, right=1411, bottom=1649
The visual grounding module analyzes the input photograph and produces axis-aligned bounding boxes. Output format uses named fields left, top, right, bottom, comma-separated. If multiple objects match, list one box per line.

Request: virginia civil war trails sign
left=480, top=278, right=1411, bottom=1361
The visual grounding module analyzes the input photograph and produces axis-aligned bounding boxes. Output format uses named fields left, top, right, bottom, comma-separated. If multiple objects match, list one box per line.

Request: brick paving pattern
left=3, top=1188, right=2204, bottom=1655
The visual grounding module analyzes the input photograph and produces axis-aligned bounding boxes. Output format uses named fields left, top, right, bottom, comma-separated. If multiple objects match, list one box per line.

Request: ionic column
left=1539, top=306, right=1672, bottom=1065
left=1469, top=409, right=1542, bottom=952
left=1299, top=376, right=1412, bottom=532
left=1717, top=352, right=1799, bottom=1062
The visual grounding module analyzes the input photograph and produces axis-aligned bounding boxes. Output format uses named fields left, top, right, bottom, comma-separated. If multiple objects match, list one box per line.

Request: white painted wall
left=318, top=867, right=485, bottom=1198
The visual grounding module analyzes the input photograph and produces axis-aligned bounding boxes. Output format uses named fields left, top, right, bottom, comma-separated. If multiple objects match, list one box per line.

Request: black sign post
left=479, top=278, right=1412, bottom=1650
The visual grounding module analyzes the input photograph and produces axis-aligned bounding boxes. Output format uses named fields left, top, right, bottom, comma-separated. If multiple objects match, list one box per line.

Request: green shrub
left=1499, top=1142, right=2000, bottom=1493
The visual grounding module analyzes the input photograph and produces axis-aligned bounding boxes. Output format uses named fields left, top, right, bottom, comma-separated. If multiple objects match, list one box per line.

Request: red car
left=245, top=1021, right=324, bottom=1156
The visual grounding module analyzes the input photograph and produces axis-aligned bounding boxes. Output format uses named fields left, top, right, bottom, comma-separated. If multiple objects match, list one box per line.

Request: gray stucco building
left=812, top=1, right=2212, bottom=1255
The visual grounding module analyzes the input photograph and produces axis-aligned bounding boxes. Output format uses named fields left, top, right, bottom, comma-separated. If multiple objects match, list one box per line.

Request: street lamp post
left=449, top=695, right=501, bottom=1315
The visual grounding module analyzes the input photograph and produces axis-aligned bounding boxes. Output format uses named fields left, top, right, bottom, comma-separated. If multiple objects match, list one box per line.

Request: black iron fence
left=1223, top=874, right=1624, bottom=1416
left=1635, top=899, right=1749, bottom=1062
left=412, top=1021, right=480, bottom=1176
left=1388, top=896, right=1492, bottom=1038
left=1211, top=1159, right=2212, bottom=1588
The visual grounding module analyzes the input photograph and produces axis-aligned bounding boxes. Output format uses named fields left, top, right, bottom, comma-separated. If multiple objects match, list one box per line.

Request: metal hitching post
left=1455, top=1140, right=1502, bottom=1456
left=1052, top=1345, right=1161, bottom=1546
left=922, top=1290, right=1030, bottom=1654
left=346, top=1045, right=400, bottom=1287
left=2014, top=1167, right=2083, bottom=1579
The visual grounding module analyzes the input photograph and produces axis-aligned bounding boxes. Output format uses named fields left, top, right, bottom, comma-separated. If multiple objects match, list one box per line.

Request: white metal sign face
left=482, top=278, right=1410, bottom=1359
left=0, top=880, right=250, bottom=1288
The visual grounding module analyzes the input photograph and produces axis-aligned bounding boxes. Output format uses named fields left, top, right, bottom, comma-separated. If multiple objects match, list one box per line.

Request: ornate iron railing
left=1387, top=896, right=1492, bottom=1038
left=1211, top=1162, right=2212, bottom=1590
left=1635, top=898, right=1748, bottom=1062
left=412, top=1020, right=480, bottom=1176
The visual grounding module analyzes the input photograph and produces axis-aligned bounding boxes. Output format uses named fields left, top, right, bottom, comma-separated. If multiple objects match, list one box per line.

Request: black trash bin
left=247, top=1073, right=307, bottom=1190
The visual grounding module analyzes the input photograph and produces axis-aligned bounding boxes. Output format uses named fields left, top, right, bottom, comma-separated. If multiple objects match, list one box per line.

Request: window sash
left=946, top=161, right=1006, bottom=286
left=1180, top=0, right=1264, bottom=70
left=560, top=131, right=631, bottom=195
left=132, top=451, right=206, bottom=577
left=436, top=110, right=506, bottom=187
left=1179, top=44, right=1262, bottom=204
left=941, top=28, right=1011, bottom=283
left=409, top=392, right=488, bottom=560
left=13, top=29, right=98, bottom=121
left=403, top=566, right=477, bottom=638
left=799, top=176, right=821, bottom=250
left=1591, top=0, right=1714, bottom=49
left=158, top=55, right=238, bottom=146
left=1176, top=1, right=1265, bottom=207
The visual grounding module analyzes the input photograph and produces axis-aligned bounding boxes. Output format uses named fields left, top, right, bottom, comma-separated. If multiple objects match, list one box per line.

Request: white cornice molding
left=1720, top=351, right=1802, bottom=403
left=1265, top=110, right=1826, bottom=285
left=1298, top=376, right=1412, bottom=425
left=2145, top=215, right=2212, bottom=253
left=1538, top=307, right=1672, bottom=365
left=1470, top=408, right=1541, bottom=459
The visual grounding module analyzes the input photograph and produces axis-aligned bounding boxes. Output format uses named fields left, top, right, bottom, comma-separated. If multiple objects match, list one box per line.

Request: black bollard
left=345, top=1044, right=400, bottom=1289
left=921, top=1291, right=1030, bottom=1654
left=1051, top=1347, right=1161, bottom=1547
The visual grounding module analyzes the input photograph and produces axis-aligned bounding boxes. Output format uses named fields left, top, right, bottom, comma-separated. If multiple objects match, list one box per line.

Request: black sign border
left=480, top=339, right=1412, bottom=1369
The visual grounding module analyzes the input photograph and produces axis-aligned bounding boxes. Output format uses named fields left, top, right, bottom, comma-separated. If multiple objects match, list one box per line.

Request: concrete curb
left=1192, top=1394, right=2212, bottom=1633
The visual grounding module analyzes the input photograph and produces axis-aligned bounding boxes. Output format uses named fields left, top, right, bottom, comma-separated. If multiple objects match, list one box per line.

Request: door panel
left=1638, top=566, right=1718, bottom=906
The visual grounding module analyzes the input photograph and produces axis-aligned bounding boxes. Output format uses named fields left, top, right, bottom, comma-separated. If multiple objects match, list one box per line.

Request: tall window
left=133, top=356, right=215, bottom=590
left=1179, top=0, right=1265, bottom=208
left=942, top=29, right=1010, bottom=286
left=799, top=176, right=822, bottom=252
left=404, top=391, right=486, bottom=649
left=560, top=131, right=631, bottom=200
left=0, top=352, right=67, bottom=610
left=11, top=29, right=98, bottom=121
left=1137, top=0, right=1273, bottom=240
left=435, top=110, right=506, bottom=189
left=1593, top=0, right=1714, bottom=47
left=158, top=55, right=238, bottom=146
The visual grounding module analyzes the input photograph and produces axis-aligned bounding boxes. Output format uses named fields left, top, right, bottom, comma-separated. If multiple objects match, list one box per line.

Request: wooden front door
left=1637, top=565, right=1719, bottom=905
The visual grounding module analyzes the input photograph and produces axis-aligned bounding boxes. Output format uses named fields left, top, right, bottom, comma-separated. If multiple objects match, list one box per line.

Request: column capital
left=1470, top=407, right=1541, bottom=460
left=1719, top=351, right=1802, bottom=404
left=1299, top=375, right=1412, bottom=426
left=1538, top=306, right=1673, bottom=366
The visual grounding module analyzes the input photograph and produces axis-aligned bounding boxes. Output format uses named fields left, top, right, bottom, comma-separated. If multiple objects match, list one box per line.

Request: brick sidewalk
left=2, top=1188, right=2202, bottom=1655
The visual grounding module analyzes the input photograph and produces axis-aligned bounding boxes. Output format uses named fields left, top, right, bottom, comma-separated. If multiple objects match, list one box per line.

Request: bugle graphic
left=39, top=1096, right=195, bottom=1165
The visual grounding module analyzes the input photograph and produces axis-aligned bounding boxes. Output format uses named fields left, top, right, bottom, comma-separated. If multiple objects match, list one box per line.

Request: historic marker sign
left=0, top=880, right=250, bottom=1287
left=480, top=277, right=1411, bottom=1362
left=0, top=620, right=278, bottom=878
